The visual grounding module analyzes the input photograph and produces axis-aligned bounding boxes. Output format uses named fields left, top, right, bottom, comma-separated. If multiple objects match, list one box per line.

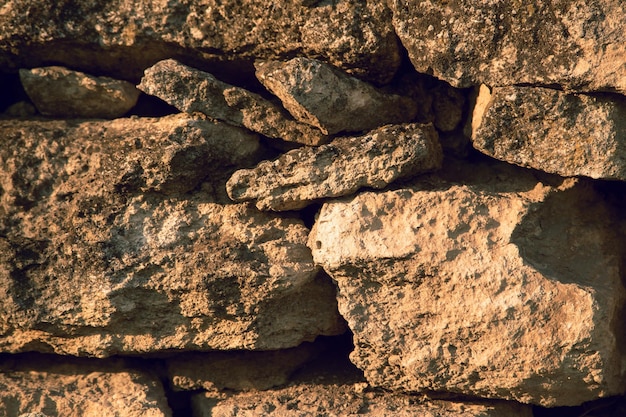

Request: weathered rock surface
left=193, top=384, right=533, bottom=417
left=0, top=355, right=170, bottom=417
left=0, top=115, right=345, bottom=357
left=227, top=123, right=442, bottom=211
left=472, top=85, right=626, bottom=180
left=0, top=0, right=400, bottom=84
left=391, top=0, right=626, bottom=93
left=138, top=59, right=328, bottom=146
left=19, top=66, right=140, bottom=118
left=309, top=164, right=626, bottom=406
left=255, top=58, right=418, bottom=135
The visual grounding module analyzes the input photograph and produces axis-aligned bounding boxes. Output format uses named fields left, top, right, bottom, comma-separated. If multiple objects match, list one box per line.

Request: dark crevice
left=0, top=72, right=30, bottom=114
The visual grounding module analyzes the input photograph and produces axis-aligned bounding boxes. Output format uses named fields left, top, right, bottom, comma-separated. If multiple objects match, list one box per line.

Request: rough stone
left=0, top=355, right=170, bottom=417
left=309, top=163, right=626, bottom=406
left=472, top=85, right=626, bottom=180
left=0, top=0, right=400, bottom=84
left=391, top=0, right=626, bottom=93
left=255, top=58, right=418, bottom=135
left=192, top=384, right=533, bottom=417
left=19, top=66, right=140, bottom=118
left=138, top=59, right=329, bottom=146
left=0, top=115, right=345, bottom=357
left=227, top=123, right=442, bottom=211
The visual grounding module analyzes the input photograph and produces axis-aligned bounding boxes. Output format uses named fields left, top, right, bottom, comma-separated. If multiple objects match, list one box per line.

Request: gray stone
left=19, top=66, right=139, bottom=118
left=391, top=0, right=626, bottom=93
left=472, top=85, right=626, bottom=180
left=255, top=58, right=418, bottom=135
left=138, top=59, right=329, bottom=146
left=226, top=123, right=442, bottom=211
left=309, top=164, right=626, bottom=406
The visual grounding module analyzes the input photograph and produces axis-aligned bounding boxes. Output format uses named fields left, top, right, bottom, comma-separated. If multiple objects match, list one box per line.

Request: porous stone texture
left=192, top=384, right=533, bottom=417
left=0, top=115, right=345, bottom=357
left=19, top=66, right=140, bottom=118
left=0, top=356, right=170, bottom=417
left=471, top=85, right=626, bottom=180
left=0, top=0, right=400, bottom=84
left=391, top=0, right=626, bottom=93
left=309, top=165, right=626, bottom=406
left=138, top=59, right=328, bottom=146
left=255, top=58, right=418, bottom=135
left=227, top=123, right=442, bottom=211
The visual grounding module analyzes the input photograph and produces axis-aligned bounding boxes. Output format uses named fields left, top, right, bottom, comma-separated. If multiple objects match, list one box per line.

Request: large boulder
left=0, top=115, right=345, bottom=357
left=309, top=162, right=626, bottom=406
left=391, top=0, right=626, bottom=93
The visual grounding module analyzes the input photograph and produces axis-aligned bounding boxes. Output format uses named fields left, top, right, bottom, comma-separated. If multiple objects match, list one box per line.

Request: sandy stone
left=0, top=356, right=170, bottom=417
left=0, top=115, right=345, bottom=357
left=138, top=59, right=328, bottom=146
left=19, top=66, right=139, bottom=118
left=391, top=0, right=626, bottom=93
left=226, top=123, right=442, bottom=211
left=0, top=0, right=400, bottom=84
left=255, top=58, right=418, bottom=135
left=472, top=84, right=626, bottom=180
left=309, top=164, right=626, bottom=406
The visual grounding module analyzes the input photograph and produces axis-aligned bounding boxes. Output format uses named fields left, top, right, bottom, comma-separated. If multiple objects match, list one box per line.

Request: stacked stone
left=0, top=0, right=625, bottom=416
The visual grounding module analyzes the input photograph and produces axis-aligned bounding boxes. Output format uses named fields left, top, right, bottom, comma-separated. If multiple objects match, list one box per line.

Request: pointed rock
left=138, top=59, right=328, bottom=146
left=226, top=123, right=442, bottom=211
left=255, top=58, right=418, bottom=135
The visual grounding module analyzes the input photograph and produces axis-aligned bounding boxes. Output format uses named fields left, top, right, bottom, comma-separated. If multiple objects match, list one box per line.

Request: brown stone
left=226, top=123, right=442, bottom=211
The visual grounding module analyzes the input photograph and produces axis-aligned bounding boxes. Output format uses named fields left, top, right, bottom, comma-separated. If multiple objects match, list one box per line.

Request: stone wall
left=1, top=1, right=626, bottom=416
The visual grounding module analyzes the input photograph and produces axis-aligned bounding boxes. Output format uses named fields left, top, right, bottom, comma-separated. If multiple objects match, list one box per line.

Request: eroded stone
left=309, top=164, right=626, bottom=406
left=226, top=123, right=442, bottom=211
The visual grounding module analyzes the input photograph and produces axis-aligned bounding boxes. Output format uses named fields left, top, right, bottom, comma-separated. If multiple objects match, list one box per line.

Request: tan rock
left=309, top=164, right=626, bottom=406
left=391, top=0, right=626, bottom=93
left=192, top=383, right=533, bottom=417
left=0, top=355, right=170, bottom=417
left=255, top=58, right=418, bottom=135
left=0, top=0, right=400, bottom=84
left=472, top=85, right=626, bottom=180
left=138, top=59, right=329, bottom=146
left=19, top=66, right=139, bottom=118
left=227, top=123, right=442, bottom=211
left=0, top=116, right=345, bottom=357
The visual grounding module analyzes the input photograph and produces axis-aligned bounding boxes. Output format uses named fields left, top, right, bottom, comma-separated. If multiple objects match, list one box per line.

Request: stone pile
left=1, top=0, right=626, bottom=416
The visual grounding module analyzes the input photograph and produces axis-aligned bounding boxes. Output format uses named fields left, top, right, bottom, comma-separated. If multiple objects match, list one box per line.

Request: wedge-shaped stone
left=19, top=66, right=140, bottom=118
left=227, top=123, right=442, bottom=211
left=0, top=116, right=345, bottom=357
left=472, top=85, right=626, bottom=180
left=309, top=167, right=626, bottom=406
left=255, top=58, right=418, bottom=135
left=138, top=59, right=328, bottom=146
left=391, top=0, right=626, bottom=93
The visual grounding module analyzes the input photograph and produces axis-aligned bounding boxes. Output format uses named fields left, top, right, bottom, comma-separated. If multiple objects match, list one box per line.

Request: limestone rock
left=255, top=58, right=418, bottom=135
left=193, top=384, right=533, bottom=417
left=0, top=356, right=170, bottom=417
left=0, top=115, right=345, bottom=357
left=0, top=0, right=400, bottom=84
left=472, top=85, right=626, bottom=180
left=138, top=59, right=328, bottom=146
left=391, top=0, right=626, bottom=93
left=309, top=166, right=626, bottom=406
left=19, top=66, right=140, bottom=118
left=227, top=123, right=442, bottom=211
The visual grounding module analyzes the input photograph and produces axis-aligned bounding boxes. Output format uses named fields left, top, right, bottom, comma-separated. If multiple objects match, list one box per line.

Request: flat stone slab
left=226, top=123, right=442, bottom=211
left=309, top=164, right=626, bottom=406
left=255, top=57, right=418, bottom=135
left=138, top=59, right=328, bottom=146
left=472, top=85, right=626, bottom=180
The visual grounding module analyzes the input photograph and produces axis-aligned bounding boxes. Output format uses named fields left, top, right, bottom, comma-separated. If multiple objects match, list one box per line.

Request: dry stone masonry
left=1, top=0, right=626, bottom=416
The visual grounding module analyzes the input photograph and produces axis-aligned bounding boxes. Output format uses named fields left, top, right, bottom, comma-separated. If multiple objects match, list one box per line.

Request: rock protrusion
left=226, top=123, right=443, bottom=211
left=255, top=57, right=418, bottom=135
